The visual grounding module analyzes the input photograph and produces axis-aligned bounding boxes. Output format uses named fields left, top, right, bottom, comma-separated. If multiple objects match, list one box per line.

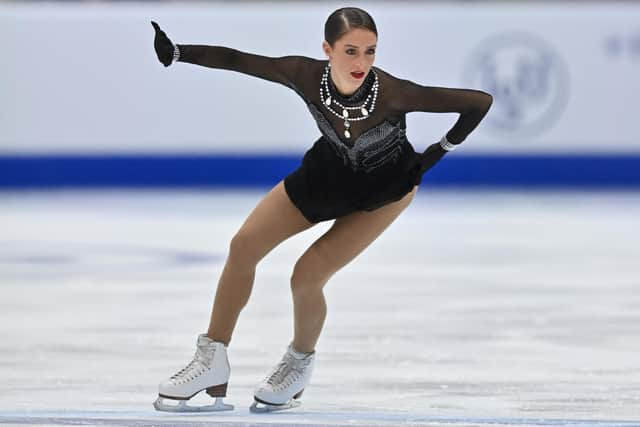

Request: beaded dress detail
left=307, top=64, right=409, bottom=174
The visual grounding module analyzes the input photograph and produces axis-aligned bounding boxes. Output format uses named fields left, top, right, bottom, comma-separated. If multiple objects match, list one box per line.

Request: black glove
left=412, top=142, right=448, bottom=185
left=151, top=21, right=175, bottom=67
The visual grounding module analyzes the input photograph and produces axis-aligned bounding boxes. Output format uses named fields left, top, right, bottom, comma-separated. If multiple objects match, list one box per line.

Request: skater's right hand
left=151, top=21, right=176, bottom=67
left=411, top=141, right=448, bottom=185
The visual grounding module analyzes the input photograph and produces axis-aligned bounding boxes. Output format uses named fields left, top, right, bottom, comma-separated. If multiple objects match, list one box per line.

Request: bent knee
left=290, top=246, right=336, bottom=294
left=228, top=231, right=264, bottom=266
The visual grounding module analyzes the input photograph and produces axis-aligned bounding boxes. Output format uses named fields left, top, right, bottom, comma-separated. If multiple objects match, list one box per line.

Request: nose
left=355, top=55, right=370, bottom=70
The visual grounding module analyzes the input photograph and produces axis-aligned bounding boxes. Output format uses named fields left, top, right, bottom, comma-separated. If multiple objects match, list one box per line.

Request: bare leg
left=207, top=180, right=315, bottom=345
left=290, top=186, right=419, bottom=353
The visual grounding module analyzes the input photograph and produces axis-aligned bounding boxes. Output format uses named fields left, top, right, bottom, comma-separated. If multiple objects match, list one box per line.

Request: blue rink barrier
left=1, top=154, right=640, bottom=189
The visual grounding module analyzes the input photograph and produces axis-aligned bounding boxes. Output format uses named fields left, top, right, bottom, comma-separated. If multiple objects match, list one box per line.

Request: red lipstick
left=351, top=71, right=365, bottom=79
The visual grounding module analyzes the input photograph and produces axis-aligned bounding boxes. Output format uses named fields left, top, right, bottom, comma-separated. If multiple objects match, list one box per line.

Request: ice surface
left=0, top=188, right=639, bottom=427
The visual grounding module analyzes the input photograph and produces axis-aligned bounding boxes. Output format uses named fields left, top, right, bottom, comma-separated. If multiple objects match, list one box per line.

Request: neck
left=329, top=68, right=359, bottom=97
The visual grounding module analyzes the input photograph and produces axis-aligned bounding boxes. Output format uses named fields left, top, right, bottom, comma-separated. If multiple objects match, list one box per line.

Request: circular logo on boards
left=462, top=31, right=570, bottom=138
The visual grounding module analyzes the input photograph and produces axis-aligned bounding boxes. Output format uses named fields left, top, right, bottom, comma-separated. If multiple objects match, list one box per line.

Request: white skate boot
left=153, top=333, right=233, bottom=412
left=250, top=343, right=315, bottom=413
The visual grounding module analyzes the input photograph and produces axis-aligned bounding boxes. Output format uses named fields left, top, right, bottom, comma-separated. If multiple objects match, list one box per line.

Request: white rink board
left=1, top=2, right=640, bottom=154
left=0, top=188, right=639, bottom=426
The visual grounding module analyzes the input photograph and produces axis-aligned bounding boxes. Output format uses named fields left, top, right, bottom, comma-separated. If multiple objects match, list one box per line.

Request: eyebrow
left=345, top=44, right=377, bottom=48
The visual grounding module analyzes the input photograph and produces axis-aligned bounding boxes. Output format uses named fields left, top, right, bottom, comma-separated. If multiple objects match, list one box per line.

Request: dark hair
left=324, top=7, right=378, bottom=47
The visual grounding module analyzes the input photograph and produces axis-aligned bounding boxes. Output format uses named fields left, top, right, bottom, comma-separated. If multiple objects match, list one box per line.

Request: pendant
left=344, top=129, right=351, bottom=138
left=344, top=119, right=350, bottom=128
left=325, top=96, right=332, bottom=106
left=342, top=109, right=349, bottom=118
left=361, top=107, right=369, bottom=116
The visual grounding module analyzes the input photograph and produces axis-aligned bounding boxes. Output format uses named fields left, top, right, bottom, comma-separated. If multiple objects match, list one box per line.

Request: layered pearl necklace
left=319, top=62, right=379, bottom=139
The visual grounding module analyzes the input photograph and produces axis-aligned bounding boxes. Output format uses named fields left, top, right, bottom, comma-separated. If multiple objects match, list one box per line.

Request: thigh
left=232, top=180, right=315, bottom=262
left=298, top=185, right=418, bottom=277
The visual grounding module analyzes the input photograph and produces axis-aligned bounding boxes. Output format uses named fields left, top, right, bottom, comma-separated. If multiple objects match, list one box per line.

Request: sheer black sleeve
left=176, top=44, right=312, bottom=93
left=391, top=79, right=493, bottom=145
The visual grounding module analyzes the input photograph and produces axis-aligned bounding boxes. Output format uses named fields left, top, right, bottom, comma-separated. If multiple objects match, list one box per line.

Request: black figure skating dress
left=176, top=46, right=492, bottom=223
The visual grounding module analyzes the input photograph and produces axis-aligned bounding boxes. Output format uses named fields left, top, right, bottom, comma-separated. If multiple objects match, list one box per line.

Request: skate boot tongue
left=194, top=334, right=226, bottom=369
left=197, top=333, right=219, bottom=347
left=287, top=344, right=314, bottom=360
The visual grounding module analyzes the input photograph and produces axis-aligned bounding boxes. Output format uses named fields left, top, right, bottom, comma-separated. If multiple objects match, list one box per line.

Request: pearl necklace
left=319, top=63, right=379, bottom=139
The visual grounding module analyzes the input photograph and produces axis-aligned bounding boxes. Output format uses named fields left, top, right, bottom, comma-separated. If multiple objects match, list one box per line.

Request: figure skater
left=150, top=6, right=492, bottom=413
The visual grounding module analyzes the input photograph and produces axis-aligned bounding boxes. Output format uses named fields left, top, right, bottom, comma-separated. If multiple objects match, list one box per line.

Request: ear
left=322, top=40, right=332, bottom=59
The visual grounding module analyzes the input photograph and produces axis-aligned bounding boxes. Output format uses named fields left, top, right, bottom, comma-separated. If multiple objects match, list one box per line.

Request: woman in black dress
left=151, top=7, right=492, bottom=413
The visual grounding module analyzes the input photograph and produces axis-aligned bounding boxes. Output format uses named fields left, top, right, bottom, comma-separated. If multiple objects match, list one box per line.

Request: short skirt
left=283, top=136, right=423, bottom=223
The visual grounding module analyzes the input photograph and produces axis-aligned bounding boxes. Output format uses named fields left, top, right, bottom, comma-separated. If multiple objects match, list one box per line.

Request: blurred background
left=2, top=0, right=638, bottom=189
left=1, top=1, right=639, bottom=426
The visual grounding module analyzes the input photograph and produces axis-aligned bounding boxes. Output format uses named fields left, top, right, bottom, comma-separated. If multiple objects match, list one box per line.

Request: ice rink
left=1, top=187, right=639, bottom=427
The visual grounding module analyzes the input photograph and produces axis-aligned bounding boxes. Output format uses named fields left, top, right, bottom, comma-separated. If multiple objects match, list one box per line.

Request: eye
left=346, top=49, right=356, bottom=55
left=367, top=49, right=376, bottom=55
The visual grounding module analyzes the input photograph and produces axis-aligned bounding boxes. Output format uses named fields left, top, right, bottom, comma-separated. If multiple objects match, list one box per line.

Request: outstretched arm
left=392, top=79, right=493, bottom=146
left=151, top=21, right=309, bottom=90
left=176, top=45, right=308, bottom=88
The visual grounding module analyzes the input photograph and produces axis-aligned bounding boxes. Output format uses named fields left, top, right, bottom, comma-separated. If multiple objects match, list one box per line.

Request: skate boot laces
left=169, top=340, right=217, bottom=384
left=265, top=353, right=311, bottom=391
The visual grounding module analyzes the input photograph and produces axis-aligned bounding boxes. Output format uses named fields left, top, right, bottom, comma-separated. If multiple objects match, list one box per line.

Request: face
left=322, top=27, right=377, bottom=92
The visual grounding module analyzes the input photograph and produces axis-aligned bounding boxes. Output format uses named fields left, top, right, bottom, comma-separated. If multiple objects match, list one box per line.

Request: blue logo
left=463, top=31, right=570, bottom=138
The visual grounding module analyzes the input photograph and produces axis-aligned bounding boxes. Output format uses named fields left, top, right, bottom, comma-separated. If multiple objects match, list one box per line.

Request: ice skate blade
left=249, top=399, right=301, bottom=413
left=153, top=396, right=233, bottom=412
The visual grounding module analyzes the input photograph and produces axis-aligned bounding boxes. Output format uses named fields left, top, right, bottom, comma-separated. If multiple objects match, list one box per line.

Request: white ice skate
left=153, top=333, right=233, bottom=412
left=250, top=343, right=315, bottom=413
